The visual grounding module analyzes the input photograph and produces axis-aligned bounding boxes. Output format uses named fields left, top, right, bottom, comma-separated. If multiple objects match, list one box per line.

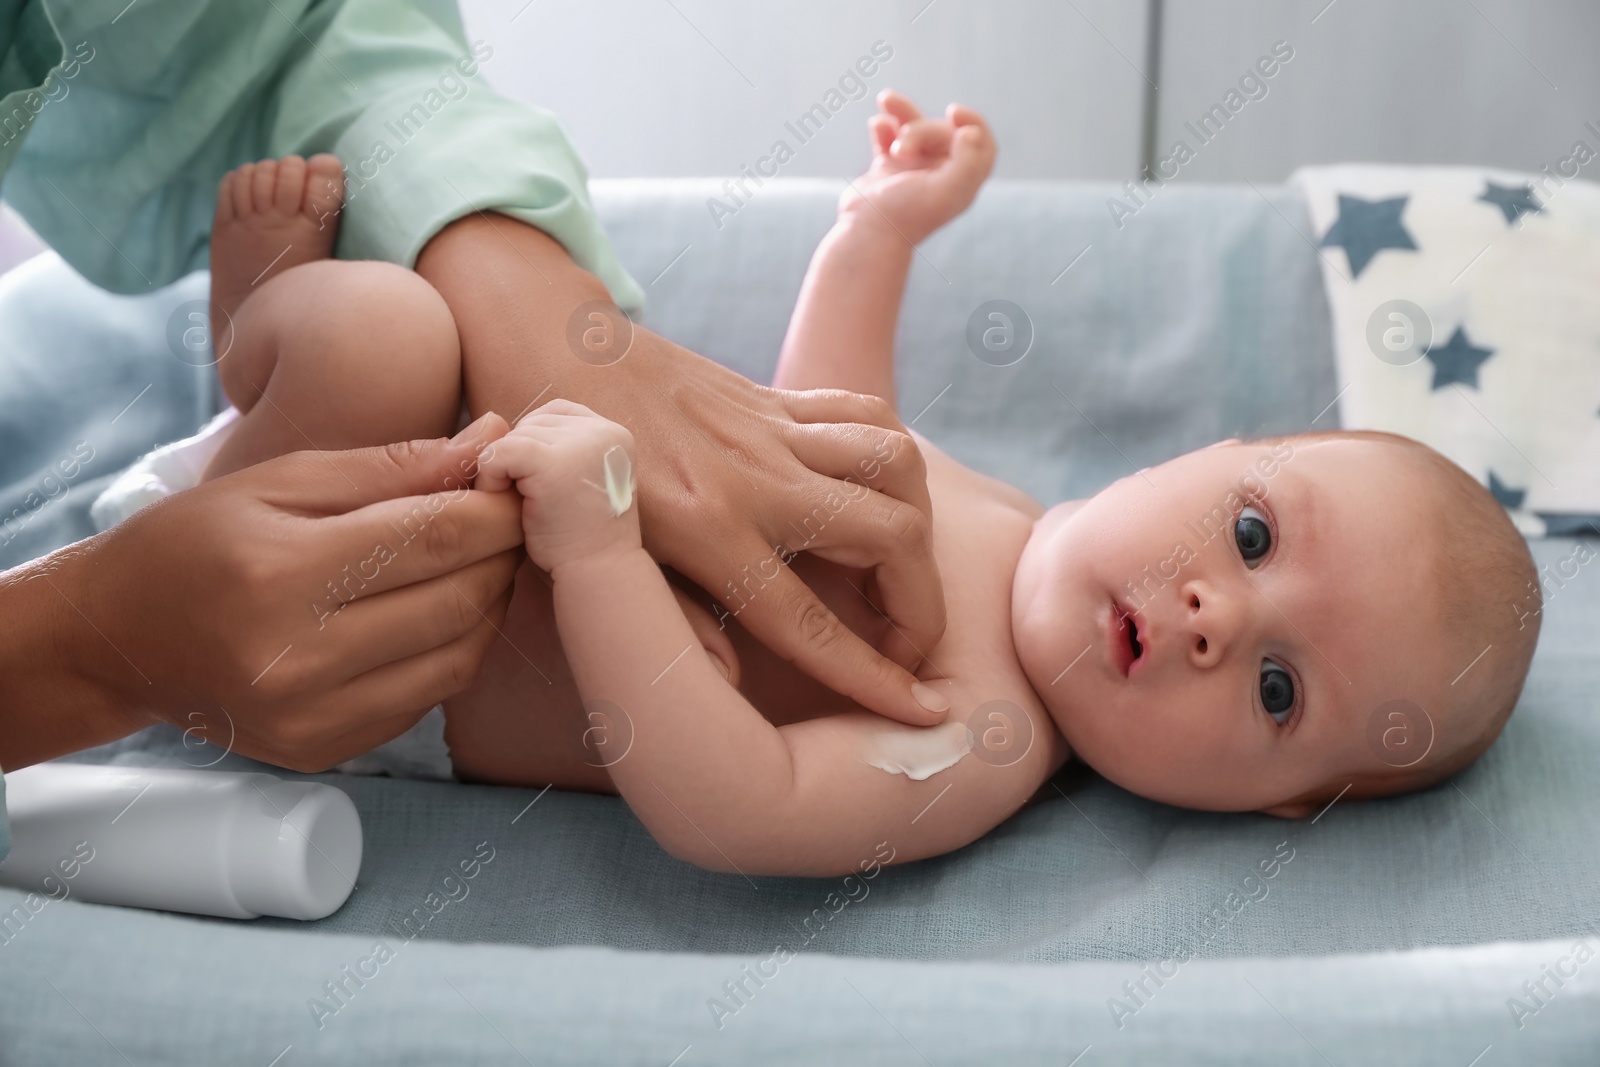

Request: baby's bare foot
left=209, top=154, right=345, bottom=329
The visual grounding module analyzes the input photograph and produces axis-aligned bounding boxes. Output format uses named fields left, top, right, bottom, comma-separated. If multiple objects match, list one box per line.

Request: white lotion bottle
left=0, top=763, right=362, bottom=920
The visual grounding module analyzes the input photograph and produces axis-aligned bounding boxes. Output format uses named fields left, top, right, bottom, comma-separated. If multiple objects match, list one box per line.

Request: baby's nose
left=1178, top=579, right=1244, bottom=668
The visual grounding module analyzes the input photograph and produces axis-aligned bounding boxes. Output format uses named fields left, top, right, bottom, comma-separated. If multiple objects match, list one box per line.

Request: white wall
left=461, top=0, right=1600, bottom=184
left=459, top=0, right=1148, bottom=180
left=1154, top=0, right=1600, bottom=183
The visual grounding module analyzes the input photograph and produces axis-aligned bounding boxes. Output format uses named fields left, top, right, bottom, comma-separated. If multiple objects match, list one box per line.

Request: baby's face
left=1012, top=437, right=1458, bottom=815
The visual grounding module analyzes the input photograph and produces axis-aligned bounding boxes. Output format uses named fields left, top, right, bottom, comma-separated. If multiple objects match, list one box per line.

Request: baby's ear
left=1257, top=799, right=1317, bottom=819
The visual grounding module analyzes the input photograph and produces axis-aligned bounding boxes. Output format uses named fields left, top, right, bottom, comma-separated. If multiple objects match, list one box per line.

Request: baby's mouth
left=1109, top=601, right=1144, bottom=677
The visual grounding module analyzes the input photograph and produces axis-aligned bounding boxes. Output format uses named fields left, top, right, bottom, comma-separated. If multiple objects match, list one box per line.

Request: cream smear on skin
left=858, top=718, right=974, bottom=780
left=603, top=445, right=635, bottom=516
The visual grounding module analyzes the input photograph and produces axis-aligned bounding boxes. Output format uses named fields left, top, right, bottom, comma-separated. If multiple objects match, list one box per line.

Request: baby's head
left=1012, top=430, right=1539, bottom=816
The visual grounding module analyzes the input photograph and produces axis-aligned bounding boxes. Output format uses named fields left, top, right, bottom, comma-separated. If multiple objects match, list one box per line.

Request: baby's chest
left=724, top=493, right=1031, bottom=725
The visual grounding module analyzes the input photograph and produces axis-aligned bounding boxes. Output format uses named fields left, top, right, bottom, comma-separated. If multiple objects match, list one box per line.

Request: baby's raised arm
left=477, top=401, right=1033, bottom=876
left=774, top=90, right=995, bottom=408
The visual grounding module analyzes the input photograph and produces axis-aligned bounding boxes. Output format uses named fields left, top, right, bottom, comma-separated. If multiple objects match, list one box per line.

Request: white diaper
left=336, top=705, right=455, bottom=782
left=89, top=406, right=240, bottom=531
left=91, top=400, right=474, bottom=531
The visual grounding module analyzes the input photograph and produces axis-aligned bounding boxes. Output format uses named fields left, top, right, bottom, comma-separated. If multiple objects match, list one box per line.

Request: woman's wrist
left=0, top=546, right=145, bottom=770
left=416, top=211, right=615, bottom=395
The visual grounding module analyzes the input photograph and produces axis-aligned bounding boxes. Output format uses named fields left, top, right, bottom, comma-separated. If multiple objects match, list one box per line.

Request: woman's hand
left=0, top=414, right=525, bottom=773
left=566, top=336, right=952, bottom=727
left=417, top=214, right=952, bottom=727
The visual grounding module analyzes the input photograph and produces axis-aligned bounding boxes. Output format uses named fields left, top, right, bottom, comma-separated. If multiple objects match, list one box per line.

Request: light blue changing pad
left=1, top=179, right=1595, bottom=1063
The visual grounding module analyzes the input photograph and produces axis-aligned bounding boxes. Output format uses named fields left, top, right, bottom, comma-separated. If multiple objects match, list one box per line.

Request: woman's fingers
left=690, top=542, right=947, bottom=726
left=310, top=609, right=506, bottom=752
left=226, top=604, right=507, bottom=774
left=248, top=414, right=508, bottom=513
left=302, top=482, right=524, bottom=601
left=783, top=420, right=932, bottom=527
left=779, top=387, right=905, bottom=432
left=292, top=547, right=522, bottom=685
left=774, top=418, right=941, bottom=669
left=232, top=705, right=435, bottom=774
left=775, top=482, right=945, bottom=672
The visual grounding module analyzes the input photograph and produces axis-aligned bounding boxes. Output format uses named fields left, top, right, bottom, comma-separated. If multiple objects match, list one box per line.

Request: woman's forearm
left=0, top=548, right=142, bottom=771
left=416, top=212, right=616, bottom=421
left=550, top=548, right=795, bottom=867
left=773, top=215, right=914, bottom=405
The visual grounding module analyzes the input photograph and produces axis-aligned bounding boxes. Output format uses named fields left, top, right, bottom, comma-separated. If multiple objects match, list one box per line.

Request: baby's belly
left=442, top=557, right=884, bottom=791
left=441, top=563, right=609, bottom=791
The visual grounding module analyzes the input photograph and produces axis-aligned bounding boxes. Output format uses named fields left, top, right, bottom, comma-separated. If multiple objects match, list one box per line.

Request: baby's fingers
left=952, top=122, right=995, bottom=167
left=890, top=118, right=955, bottom=164
left=932, top=108, right=997, bottom=192
left=877, top=88, right=923, bottom=125
left=475, top=433, right=553, bottom=492
left=946, top=102, right=988, bottom=131
left=949, top=105, right=996, bottom=161
left=869, top=112, right=898, bottom=158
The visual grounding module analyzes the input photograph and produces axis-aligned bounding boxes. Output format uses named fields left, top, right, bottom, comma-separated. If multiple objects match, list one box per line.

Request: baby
left=196, top=91, right=1540, bottom=877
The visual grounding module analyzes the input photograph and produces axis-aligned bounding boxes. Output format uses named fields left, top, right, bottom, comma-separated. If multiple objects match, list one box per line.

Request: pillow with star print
left=1291, top=164, right=1600, bottom=538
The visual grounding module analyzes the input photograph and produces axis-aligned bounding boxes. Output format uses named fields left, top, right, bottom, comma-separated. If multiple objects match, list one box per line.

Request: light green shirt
left=0, top=0, right=644, bottom=308
left=0, top=0, right=647, bottom=860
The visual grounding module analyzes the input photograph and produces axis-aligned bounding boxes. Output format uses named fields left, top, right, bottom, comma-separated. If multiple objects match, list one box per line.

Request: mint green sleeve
left=0, top=0, right=644, bottom=314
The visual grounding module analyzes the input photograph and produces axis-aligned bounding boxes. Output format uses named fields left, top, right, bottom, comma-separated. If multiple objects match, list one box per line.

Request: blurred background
left=4, top=0, right=1596, bottom=275
left=457, top=0, right=1600, bottom=182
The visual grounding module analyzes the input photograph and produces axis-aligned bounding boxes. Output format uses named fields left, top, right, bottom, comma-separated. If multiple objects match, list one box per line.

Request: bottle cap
left=229, top=779, right=363, bottom=920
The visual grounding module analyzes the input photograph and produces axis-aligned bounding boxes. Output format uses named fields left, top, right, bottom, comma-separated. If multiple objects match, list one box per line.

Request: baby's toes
left=303, top=153, right=346, bottom=223
left=273, top=155, right=307, bottom=215
left=249, top=158, right=280, bottom=215
left=226, top=162, right=256, bottom=219
left=214, top=169, right=237, bottom=224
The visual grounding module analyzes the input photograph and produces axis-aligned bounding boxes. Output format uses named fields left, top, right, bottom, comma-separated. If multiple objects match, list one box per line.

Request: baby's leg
left=202, top=156, right=461, bottom=479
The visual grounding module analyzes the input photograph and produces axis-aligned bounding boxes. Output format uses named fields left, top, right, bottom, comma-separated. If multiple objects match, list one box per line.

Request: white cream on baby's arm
left=856, top=716, right=973, bottom=780
left=549, top=550, right=1041, bottom=877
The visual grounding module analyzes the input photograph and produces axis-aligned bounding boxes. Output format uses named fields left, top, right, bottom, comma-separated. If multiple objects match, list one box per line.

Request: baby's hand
left=840, top=89, right=996, bottom=245
left=475, top=399, right=641, bottom=573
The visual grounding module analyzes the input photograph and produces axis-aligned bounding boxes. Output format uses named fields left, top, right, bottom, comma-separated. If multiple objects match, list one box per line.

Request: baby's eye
left=1235, top=505, right=1271, bottom=568
left=1260, top=659, right=1295, bottom=723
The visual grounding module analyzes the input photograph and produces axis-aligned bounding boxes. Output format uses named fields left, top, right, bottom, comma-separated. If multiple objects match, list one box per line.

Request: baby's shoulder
left=934, top=670, right=1071, bottom=822
left=914, top=430, right=1045, bottom=520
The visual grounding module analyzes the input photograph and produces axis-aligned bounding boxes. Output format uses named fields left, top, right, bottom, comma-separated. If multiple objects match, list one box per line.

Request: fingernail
left=707, top=651, right=731, bottom=681
left=451, top=412, right=495, bottom=446
left=912, top=681, right=949, bottom=714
